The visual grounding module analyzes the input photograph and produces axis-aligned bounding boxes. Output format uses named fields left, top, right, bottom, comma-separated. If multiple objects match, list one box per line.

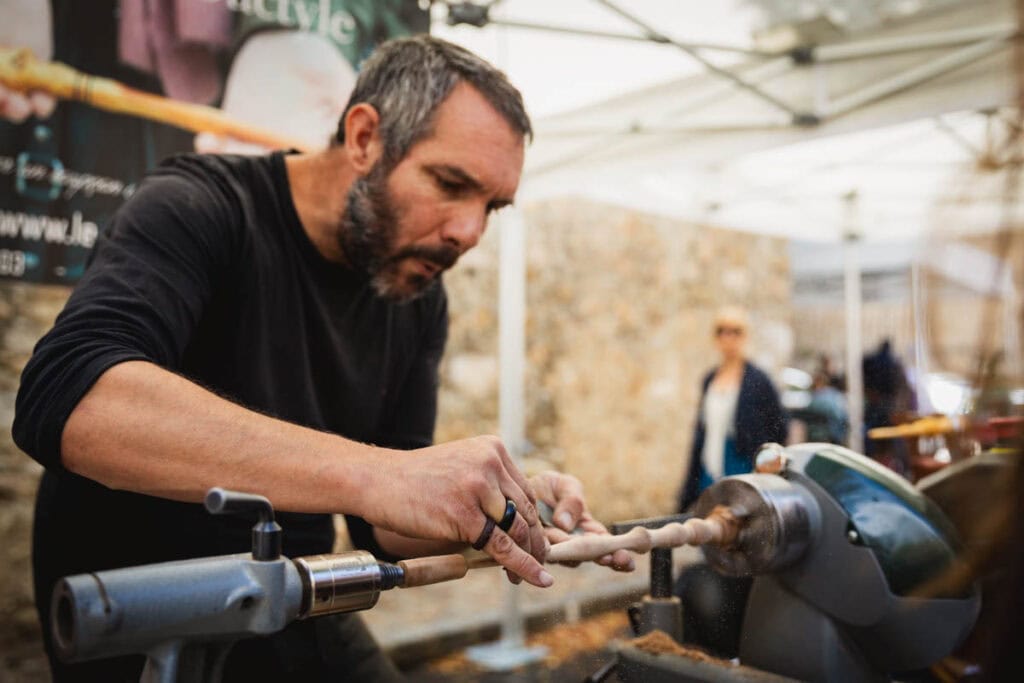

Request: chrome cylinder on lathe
left=294, top=550, right=404, bottom=618
left=693, top=473, right=819, bottom=576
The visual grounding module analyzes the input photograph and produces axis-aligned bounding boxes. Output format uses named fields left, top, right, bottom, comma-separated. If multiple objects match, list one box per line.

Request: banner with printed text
left=0, top=0, right=429, bottom=284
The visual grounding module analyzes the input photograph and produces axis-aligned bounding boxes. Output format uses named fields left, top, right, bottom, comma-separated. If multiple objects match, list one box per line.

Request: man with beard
left=14, top=35, right=632, bottom=682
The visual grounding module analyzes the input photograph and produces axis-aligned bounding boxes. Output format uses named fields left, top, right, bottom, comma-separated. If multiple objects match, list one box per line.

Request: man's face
left=340, top=82, right=525, bottom=302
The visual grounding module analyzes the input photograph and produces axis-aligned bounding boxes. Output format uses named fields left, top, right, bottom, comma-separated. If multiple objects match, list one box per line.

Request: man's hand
left=366, top=436, right=553, bottom=588
left=529, top=471, right=635, bottom=572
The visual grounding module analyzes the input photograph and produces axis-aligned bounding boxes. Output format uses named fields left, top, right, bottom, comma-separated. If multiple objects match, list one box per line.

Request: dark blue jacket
left=678, top=361, right=788, bottom=511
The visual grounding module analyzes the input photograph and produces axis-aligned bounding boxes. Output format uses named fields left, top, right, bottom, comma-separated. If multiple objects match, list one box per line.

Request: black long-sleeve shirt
left=14, top=152, right=448, bottom=596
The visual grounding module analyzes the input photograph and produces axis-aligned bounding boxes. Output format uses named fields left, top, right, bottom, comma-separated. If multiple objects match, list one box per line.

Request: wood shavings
left=532, top=610, right=629, bottom=667
left=628, top=629, right=725, bottom=665
left=424, top=610, right=629, bottom=673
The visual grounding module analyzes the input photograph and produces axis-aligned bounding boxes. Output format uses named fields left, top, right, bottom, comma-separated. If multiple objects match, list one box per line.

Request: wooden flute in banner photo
left=0, top=47, right=311, bottom=152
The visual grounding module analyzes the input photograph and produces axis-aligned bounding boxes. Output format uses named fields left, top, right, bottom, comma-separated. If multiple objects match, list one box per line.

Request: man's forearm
left=60, top=360, right=556, bottom=587
left=61, top=360, right=380, bottom=515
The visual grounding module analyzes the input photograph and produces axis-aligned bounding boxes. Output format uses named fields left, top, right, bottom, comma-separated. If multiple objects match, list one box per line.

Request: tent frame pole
left=844, top=194, right=865, bottom=455
left=465, top=211, right=548, bottom=672
left=821, top=36, right=1009, bottom=120
left=815, top=23, right=1016, bottom=63
left=590, top=0, right=809, bottom=122
left=487, top=17, right=772, bottom=56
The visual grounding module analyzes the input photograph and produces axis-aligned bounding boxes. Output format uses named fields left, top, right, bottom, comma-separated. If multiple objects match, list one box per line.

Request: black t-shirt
left=13, top=152, right=448, bottom=594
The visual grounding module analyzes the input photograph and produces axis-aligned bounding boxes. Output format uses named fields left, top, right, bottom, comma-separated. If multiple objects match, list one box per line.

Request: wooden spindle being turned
left=392, top=507, right=743, bottom=586
left=544, top=505, right=741, bottom=564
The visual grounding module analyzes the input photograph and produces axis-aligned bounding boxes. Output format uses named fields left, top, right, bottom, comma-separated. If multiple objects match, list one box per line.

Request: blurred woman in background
left=674, top=306, right=788, bottom=658
left=678, top=306, right=788, bottom=512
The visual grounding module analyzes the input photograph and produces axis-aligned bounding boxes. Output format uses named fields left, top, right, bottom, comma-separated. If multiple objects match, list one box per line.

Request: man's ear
left=343, top=103, right=383, bottom=173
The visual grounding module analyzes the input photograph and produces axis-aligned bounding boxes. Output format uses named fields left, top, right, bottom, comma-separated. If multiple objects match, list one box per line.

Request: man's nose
left=441, top=206, right=487, bottom=251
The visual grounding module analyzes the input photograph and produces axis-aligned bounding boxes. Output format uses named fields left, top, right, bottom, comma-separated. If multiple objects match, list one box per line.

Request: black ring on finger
left=497, top=499, right=517, bottom=532
left=472, top=516, right=497, bottom=551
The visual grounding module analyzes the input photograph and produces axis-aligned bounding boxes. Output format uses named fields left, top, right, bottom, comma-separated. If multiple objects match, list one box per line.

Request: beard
left=340, top=163, right=460, bottom=303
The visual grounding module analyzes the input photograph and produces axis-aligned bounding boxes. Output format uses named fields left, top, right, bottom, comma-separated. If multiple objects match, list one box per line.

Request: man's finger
left=577, top=516, right=611, bottom=536
left=549, top=473, right=586, bottom=531
left=610, top=549, right=636, bottom=572
left=503, top=506, right=534, bottom=559
left=553, top=497, right=585, bottom=532
left=545, top=527, right=572, bottom=544
left=485, top=527, right=553, bottom=588
left=492, top=463, right=540, bottom=532
left=492, top=488, right=545, bottom=566
left=481, top=485, right=513, bottom=528
left=527, top=514, right=547, bottom=565
left=595, top=549, right=636, bottom=572
left=487, top=435, right=538, bottom=510
left=480, top=481, right=541, bottom=563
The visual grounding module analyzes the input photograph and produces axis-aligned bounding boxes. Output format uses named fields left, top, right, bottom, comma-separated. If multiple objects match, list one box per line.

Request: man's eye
left=436, top=177, right=465, bottom=195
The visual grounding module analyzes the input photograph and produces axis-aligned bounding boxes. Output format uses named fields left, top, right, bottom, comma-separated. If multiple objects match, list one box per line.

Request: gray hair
left=335, top=35, right=532, bottom=167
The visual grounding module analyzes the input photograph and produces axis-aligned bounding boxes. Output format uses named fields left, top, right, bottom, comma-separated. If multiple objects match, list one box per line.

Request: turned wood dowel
left=397, top=555, right=469, bottom=588
left=0, top=47, right=311, bottom=152
left=386, top=508, right=743, bottom=589
left=544, top=505, right=741, bottom=564
left=437, top=506, right=742, bottom=575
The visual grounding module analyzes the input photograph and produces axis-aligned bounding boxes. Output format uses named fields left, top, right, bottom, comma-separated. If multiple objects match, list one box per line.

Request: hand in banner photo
left=0, top=0, right=55, bottom=123
left=0, top=80, right=55, bottom=123
left=194, top=31, right=356, bottom=155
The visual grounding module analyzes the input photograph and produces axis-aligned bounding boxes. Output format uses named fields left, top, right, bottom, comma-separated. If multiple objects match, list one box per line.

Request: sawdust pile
left=426, top=610, right=629, bottom=674
left=629, top=629, right=725, bottom=665
left=427, top=651, right=478, bottom=676
left=532, top=610, right=630, bottom=666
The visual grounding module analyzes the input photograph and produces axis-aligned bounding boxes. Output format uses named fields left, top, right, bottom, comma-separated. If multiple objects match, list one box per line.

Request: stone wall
left=0, top=198, right=792, bottom=674
left=0, top=283, right=69, bottom=677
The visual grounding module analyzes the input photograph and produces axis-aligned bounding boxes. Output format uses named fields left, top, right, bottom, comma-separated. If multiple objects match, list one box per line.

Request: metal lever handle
left=205, top=487, right=282, bottom=561
left=205, top=487, right=275, bottom=519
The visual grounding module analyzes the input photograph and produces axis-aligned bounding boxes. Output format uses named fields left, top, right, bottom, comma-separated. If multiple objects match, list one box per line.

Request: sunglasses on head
left=715, top=326, right=745, bottom=337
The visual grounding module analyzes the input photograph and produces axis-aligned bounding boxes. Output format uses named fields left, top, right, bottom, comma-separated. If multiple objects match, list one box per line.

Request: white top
left=701, top=385, right=739, bottom=480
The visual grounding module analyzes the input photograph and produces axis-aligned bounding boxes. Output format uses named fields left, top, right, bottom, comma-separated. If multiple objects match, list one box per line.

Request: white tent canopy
left=435, top=0, right=1017, bottom=243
